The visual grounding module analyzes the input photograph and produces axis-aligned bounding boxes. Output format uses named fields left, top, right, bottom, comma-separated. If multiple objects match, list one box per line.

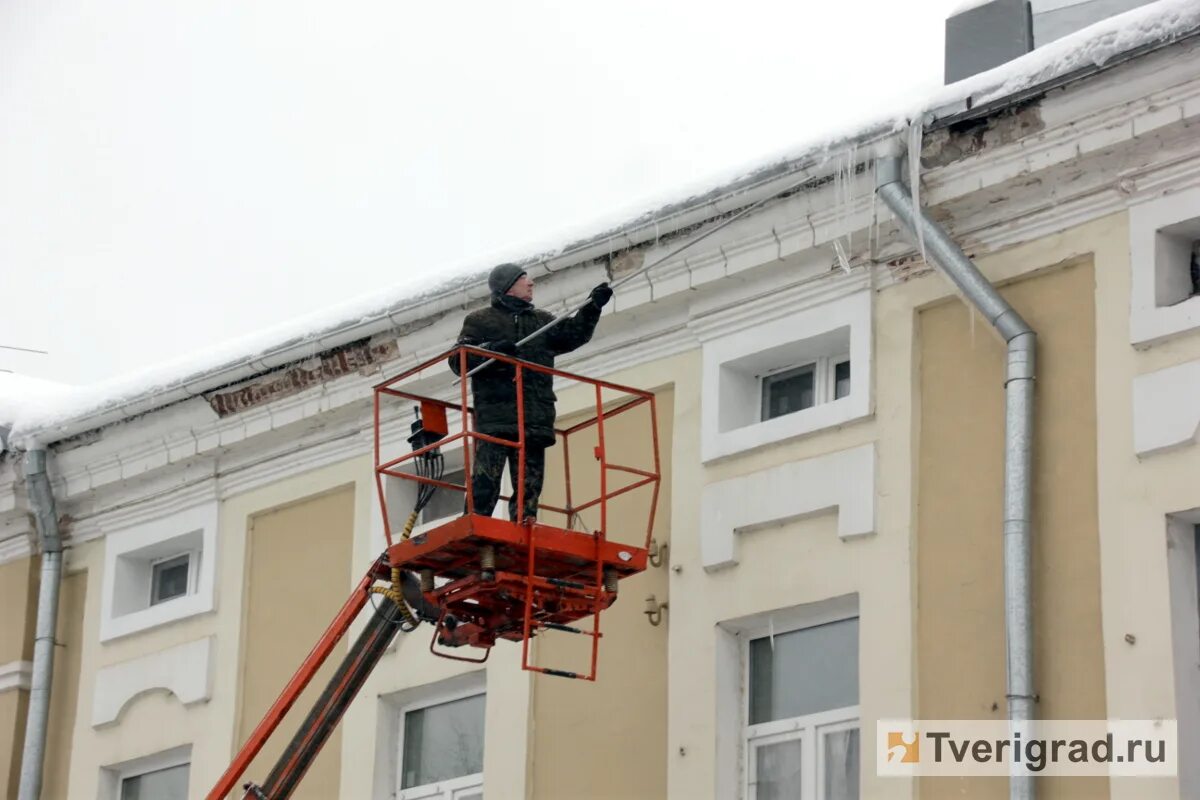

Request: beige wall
left=0, top=557, right=37, bottom=663
left=1, top=690, right=29, bottom=799
left=26, top=207, right=1196, bottom=800
left=528, top=388, right=673, bottom=800
left=49, top=457, right=377, bottom=800
left=1091, top=210, right=1199, bottom=800
left=0, top=558, right=85, bottom=800
left=42, top=569, right=87, bottom=800
left=235, top=484, right=355, bottom=797
left=916, top=258, right=1108, bottom=800
left=0, top=555, right=36, bottom=797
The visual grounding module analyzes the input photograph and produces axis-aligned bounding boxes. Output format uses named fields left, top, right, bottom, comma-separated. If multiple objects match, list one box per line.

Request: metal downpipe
left=18, top=449, right=64, bottom=800
left=876, top=157, right=1036, bottom=800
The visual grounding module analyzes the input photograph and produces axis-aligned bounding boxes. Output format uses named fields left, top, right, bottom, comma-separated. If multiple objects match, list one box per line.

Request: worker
left=449, top=263, right=612, bottom=522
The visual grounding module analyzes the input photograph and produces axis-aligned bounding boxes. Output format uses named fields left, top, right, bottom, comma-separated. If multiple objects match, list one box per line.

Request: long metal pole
left=876, top=157, right=1036, bottom=800
left=18, top=450, right=64, bottom=800
left=463, top=170, right=825, bottom=379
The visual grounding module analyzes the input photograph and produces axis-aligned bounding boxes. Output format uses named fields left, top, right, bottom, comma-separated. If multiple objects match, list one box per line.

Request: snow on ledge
left=2, top=0, right=1198, bottom=448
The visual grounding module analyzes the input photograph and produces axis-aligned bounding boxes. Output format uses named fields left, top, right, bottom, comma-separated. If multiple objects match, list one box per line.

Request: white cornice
left=67, top=474, right=219, bottom=546
left=0, top=528, right=34, bottom=565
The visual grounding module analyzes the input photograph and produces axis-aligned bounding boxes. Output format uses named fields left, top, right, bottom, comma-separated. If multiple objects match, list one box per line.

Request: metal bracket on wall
left=648, top=538, right=669, bottom=569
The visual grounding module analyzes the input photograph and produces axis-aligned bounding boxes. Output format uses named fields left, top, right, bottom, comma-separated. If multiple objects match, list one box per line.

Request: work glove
left=589, top=282, right=613, bottom=309
left=483, top=340, right=518, bottom=356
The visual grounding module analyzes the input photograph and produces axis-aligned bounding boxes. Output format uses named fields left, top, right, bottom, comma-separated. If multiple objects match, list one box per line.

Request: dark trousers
left=469, top=440, right=546, bottom=522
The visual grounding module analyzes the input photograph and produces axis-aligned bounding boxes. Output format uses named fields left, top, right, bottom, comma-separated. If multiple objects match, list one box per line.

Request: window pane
left=402, top=694, right=486, bottom=788
left=754, top=738, right=802, bottom=800
left=823, top=728, right=860, bottom=800
left=121, top=763, right=189, bottom=800
left=762, top=366, right=815, bottom=421
left=151, top=555, right=190, bottom=605
left=749, top=617, right=858, bottom=724
left=834, top=361, right=851, bottom=400
left=421, top=468, right=467, bottom=524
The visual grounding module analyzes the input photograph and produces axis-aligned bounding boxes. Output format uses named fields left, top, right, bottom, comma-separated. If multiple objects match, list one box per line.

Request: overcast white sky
left=1, top=0, right=963, bottom=384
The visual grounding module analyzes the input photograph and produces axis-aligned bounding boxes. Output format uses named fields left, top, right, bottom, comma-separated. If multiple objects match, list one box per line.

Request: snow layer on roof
left=0, top=373, right=77, bottom=431
left=3, top=0, right=1199, bottom=447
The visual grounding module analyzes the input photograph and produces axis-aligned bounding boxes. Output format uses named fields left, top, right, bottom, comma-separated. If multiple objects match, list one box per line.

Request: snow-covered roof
left=3, top=0, right=1198, bottom=450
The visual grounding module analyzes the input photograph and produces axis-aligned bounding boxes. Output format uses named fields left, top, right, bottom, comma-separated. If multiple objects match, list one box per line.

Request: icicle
left=872, top=162, right=881, bottom=261
left=907, top=121, right=928, bottom=267
left=833, top=239, right=852, bottom=275
left=845, top=143, right=857, bottom=255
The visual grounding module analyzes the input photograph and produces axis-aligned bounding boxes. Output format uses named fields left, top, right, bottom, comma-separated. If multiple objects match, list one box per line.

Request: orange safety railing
left=372, top=344, right=661, bottom=679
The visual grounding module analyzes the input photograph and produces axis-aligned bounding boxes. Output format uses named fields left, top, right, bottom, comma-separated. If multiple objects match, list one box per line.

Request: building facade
left=2, top=13, right=1200, bottom=800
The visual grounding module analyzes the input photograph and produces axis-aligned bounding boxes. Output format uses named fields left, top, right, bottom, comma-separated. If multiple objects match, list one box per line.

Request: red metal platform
left=373, top=344, right=662, bottom=679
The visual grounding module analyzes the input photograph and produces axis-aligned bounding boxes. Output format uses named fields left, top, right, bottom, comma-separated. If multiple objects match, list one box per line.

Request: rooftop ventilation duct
left=945, top=0, right=1158, bottom=84
left=945, top=0, right=1034, bottom=84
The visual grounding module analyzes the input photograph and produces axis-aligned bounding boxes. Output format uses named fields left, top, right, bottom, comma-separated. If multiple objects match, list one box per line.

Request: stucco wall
left=0, top=558, right=86, bottom=800
left=235, top=484, right=355, bottom=797
left=41, top=569, right=87, bottom=800
left=0, top=557, right=36, bottom=663
left=0, top=555, right=35, bottom=797
left=916, top=258, right=1108, bottom=800
left=0, top=690, right=29, bottom=799
left=527, top=388, right=673, bottom=800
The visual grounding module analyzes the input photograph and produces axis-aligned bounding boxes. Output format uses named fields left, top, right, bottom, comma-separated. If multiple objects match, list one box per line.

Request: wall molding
left=91, top=636, right=214, bottom=727
left=1133, top=358, right=1200, bottom=457
left=0, top=660, right=33, bottom=694
left=700, top=443, right=876, bottom=571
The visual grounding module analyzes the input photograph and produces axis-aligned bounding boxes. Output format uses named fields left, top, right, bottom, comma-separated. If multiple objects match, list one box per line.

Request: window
left=100, top=746, right=192, bottom=800
left=760, top=357, right=850, bottom=422
left=701, top=289, right=872, bottom=462
left=1166, top=516, right=1200, bottom=798
left=120, top=763, right=189, bottom=800
left=746, top=616, right=860, bottom=800
left=100, top=503, right=218, bottom=642
left=398, top=692, right=485, bottom=799
left=1155, top=223, right=1200, bottom=308
left=150, top=553, right=193, bottom=606
left=1129, top=188, right=1200, bottom=345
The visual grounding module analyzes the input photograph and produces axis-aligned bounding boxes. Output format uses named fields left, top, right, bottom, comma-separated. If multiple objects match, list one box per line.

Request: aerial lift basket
left=373, top=344, right=662, bottom=681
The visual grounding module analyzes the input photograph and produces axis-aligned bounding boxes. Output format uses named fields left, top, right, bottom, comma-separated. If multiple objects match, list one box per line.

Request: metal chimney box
left=945, top=0, right=1034, bottom=84
left=1032, top=0, right=1157, bottom=47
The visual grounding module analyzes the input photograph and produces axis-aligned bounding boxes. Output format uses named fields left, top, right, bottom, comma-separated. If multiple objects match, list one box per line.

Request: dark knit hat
left=488, top=263, right=527, bottom=296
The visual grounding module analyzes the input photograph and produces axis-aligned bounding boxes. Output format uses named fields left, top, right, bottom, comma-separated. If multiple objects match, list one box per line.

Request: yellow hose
left=401, top=510, right=418, bottom=541
left=369, top=511, right=423, bottom=628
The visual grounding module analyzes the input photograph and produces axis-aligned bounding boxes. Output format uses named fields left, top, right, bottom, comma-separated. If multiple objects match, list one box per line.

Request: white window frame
left=98, top=745, right=191, bottom=800
left=742, top=611, right=861, bottom=800
left=760, top=353, right=851, bottom=422
left=393, top=682, right=486, bottom=800
left=100, top=503, right=218, bottom=642
left=701, top=289, right=871, bottom=463
left=1166, top=513, right=1200, bottom=799
left=148, top=551, right=199, bottom=607
left=1129, top=185, right=1200, bottom=346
